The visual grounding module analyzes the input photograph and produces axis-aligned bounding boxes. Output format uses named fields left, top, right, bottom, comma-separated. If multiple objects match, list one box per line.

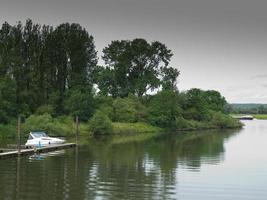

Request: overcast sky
left=1, top=0, right=267, bottom=103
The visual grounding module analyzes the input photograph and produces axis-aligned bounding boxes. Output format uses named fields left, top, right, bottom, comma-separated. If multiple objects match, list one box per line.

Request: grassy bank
left=176, top=112, right=243, bottom=131
left=0, top=115, right=161, bottom=140
left=0, top=112, right=242, bottom=142
left=112, top=122, right=162, bottom=135
left=252, top=114, right=267, bottom=120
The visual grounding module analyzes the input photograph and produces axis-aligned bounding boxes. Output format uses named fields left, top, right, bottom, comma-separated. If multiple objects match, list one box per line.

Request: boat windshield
left=31, top=132, right=48, bottom=138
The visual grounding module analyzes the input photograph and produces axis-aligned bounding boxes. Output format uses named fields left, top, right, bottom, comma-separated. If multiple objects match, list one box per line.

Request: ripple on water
left=1, top=121, right=267, bottom=200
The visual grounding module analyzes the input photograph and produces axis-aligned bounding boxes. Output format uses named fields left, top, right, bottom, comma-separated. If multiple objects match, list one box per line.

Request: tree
left=0, top=20, right=98, bottom=117
left=182, top=88, right=210, bottom=121
left=50, top=23, right=98, bottom=115
left=65, top=88, right=95, bottom=121
left=89, top=110, right=113, bottom=136
left=147, top=90, right=181, bottom=128
left=161, top=66, right=180, bottom=91
left=98, top=38, right=179, bottom=97
left=0, top=77, right=16, bottom=123
left=203, top=90, right=227, bottom=112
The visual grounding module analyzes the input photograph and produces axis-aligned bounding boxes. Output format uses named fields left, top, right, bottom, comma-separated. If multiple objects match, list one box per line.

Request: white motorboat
left=25, top=131, right=65, bottom=147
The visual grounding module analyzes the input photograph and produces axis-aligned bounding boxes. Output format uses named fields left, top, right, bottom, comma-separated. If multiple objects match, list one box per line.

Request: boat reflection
left=29, top=150, right=65, bottom=161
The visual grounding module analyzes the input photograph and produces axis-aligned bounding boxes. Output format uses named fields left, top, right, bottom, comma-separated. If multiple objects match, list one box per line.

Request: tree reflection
left=0, top=128, right=241, bottom=200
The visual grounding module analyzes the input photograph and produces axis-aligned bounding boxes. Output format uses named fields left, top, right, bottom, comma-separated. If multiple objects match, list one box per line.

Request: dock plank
left=0, top=143, right=76, bottom=160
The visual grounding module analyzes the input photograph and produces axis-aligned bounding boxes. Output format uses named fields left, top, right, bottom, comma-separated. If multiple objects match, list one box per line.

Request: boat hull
left=25, top=137, right=65, bottom=147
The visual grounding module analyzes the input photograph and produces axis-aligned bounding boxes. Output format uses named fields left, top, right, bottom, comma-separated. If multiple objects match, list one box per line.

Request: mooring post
left=75, top=116, right=79, bottom=145
left=17, top=116, right=21, bottom=155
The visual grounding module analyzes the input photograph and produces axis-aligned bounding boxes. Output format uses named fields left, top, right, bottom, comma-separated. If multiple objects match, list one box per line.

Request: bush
left=112, top=97, right=137, bottom=122
left=35, top=105, right=54, bottom=115
left=89, top=110, right=113, bottom=136
left=147, top=90, right=181, bottom=128
left=23, top=114, right=53, bottom=134
left=0, top=119, right=17, bottom=139
left=210, top=111, right=242, bottom=129
left=111, top=95, right=147, bottom=123
left=23, top=114, right=74, bottom=137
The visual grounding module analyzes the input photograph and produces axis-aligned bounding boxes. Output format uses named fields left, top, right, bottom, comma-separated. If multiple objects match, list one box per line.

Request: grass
left=112, top=122, right=162, bottom=135
left=252, top=114, right=267, bottom=120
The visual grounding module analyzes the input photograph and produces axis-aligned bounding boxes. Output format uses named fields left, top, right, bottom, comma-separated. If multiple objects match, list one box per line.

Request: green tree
left=65, top=88, right=95, bottom=121
left=181, top=88, right=210, bottom=121
left=111, top=95, right=147, bottom=123
left=98, top=38, right=179, bottom=97
left=0, top=77, right=16, bottom=123
left=147, top=90, right=181, bottom=128
left=89, top=110, right=113, bottom=136
left=203, top=90, right=227, bottom=112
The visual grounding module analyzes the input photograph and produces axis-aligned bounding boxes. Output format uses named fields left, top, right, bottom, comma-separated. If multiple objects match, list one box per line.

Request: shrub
left=23, top=114, right=74, bottom=137
left=89, top=110, right=113, bottom=136
left=0, top=120, right=17, bottom=139
left=35, top=105, right=54, bottom=115
left=112, top=98, right=137, bottom=122
left=210, top=111, right=242, bottom=129
left=23, top=113, right=53, bottom=134
left=147, top=90, right=181, bottom=128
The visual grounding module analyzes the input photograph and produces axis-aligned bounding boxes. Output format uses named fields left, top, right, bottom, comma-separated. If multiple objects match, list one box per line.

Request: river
left=0, top=120, right=267, bottom=200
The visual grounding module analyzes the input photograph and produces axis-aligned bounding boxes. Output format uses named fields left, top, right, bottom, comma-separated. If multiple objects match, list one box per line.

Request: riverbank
left=231, top=114, right=267, bottom=120
left=0, top=112, right=242, bottom=142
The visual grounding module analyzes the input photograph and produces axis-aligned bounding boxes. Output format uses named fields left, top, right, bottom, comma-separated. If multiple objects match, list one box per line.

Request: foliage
left=181, top=88, right=210, bottom=121
left=147, top=90, right=182, bottom=128
left=89, top=110, right=113, bottom=136
left=0, top=119, right=16, bottom=139
left=203, top=90, right=227, bottom=112
left=251, top=114, right=267, bottom=120
left=0, top=19, right=242, bottom=138
left=209, top=111, right=242, bottom=129
left=0, top=77, right=16, bottom=123
left=0, top=19, right=97, bottom=117
left=230, top=103, right=267, bottom=114
left=35, top=105, right=54, bottom=115
left=23, top=114, right=88, bottom=137
left=97, top=38, right=179, bottom=97
left=65, top=88, right=95, bottom=121
left=112, top=95, right=147, bottom=123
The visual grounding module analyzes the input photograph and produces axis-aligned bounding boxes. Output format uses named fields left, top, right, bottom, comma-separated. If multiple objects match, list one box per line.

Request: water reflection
left=0, top=128, right=240, bottom=200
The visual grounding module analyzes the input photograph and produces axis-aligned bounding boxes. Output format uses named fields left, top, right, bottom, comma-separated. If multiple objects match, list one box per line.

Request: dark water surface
left=0, top=120, right=267, bottom=200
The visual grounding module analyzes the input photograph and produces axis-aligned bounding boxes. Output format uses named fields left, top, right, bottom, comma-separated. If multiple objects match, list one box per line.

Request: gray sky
left=1, top=0, right=267, bottom=103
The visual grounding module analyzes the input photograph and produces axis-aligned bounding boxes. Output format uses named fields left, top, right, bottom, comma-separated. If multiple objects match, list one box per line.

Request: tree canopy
left=96, top=38, right=179, bottom=97
left=0, top=19, right=237, bottom=132
left=0, top=19, right=97, bottom=119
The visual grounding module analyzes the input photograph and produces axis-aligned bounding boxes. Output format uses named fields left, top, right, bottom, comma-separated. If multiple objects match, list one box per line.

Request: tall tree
left=0, top=20, right=98, bottom=118
left=98, top=38, right=179, bottom=97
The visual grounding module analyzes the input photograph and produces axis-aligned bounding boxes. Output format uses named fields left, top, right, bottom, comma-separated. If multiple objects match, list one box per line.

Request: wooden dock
left=0, top=143, right=76, bottom=160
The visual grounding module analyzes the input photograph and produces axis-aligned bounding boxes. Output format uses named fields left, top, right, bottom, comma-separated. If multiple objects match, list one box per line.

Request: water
left=0, top=120, right=267, bottom=200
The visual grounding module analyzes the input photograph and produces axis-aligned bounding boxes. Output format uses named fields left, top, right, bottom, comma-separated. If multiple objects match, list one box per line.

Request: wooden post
left=16, top=156, right=21, bottom=197
left=75, top=116, right=79, bottom=145
left=17, top=116, right=21, bottom=155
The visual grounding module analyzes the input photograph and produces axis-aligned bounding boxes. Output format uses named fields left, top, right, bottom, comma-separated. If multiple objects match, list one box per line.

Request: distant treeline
left=0, top=19, right=241, bottom=134
left=229, top=104, right=267, bottom=114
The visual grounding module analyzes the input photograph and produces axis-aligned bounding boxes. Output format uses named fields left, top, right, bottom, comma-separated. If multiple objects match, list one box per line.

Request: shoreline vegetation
left=0, top=20, right=242, bottom=142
